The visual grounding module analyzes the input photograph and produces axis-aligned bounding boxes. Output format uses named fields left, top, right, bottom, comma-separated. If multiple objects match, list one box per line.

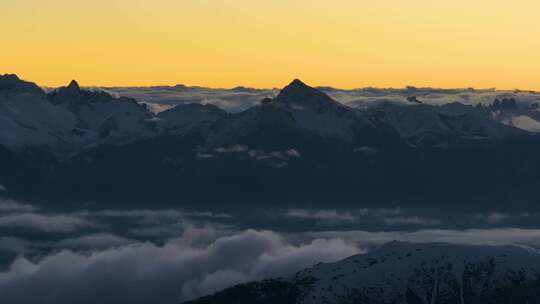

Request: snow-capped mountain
left=1, top=74, right=536, bottom=154
left=0, top=75, right=232, bottom=155
left=2, top=74, right=540, bottom=204
left=0, top=75, right=77, bottom=151
left=203, top=79, right=402, bottom=151
left=185, top=242, right=540, bottom=304
left=156, top=103, right=227, bottom=135
left=0, top=75, right=157, bottom=154
left=46, top=80, right=157, bottom=151
left=366, top=101, right=526, bottom=147
left=271, top=79, right=369, bottom=141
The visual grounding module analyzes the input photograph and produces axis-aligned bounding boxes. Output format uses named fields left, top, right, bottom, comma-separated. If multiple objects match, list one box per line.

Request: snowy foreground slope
left=185, top=242, right=540, bottom=304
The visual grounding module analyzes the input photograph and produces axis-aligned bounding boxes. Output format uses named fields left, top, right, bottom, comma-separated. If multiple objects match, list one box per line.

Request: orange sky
left=1, top=0, right=540, bottom=89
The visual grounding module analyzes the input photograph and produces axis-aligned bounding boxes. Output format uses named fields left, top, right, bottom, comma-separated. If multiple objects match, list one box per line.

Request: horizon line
left=6, top=73, right=540, bottom=93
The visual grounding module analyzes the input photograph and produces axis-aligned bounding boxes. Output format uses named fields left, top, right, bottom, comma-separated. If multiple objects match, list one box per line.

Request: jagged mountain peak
left=46, top=80, right=84, bottom=102
left=56, top=79, right=82, bottom=96
left=276, top=79, right=333, bottom=103
left=48, top=80, right=118, bottom=105
left=67, top=79, right=81, bottom=91
left=288, top=78, right=308, bottom=87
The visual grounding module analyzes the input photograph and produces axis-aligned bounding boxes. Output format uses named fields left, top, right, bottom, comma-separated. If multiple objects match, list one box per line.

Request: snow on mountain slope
left=0, top=76, right=235, bottom=155
left=270, top=79, right=377, bottom=142
left=0, top=76, right=164, bottom=154
left=200, top=79, right=400, bottom=155
left=187, top=242, right=540, bottom=304
left=488, top=99, right=540, bottom=133
left=296, top=241, right=540, bottom=304
left=367, top=101, right=524, bottom=146
left=0, top=79, right=77, bottom=150
left=509, top=115, right=540, bottom=132
left=0, top=75, right=537, bottom=158
left=340, top=87, right=540, bottom=111
left=46, top=80, right=157, bottom=149
left=204, top=101, right=313, bottom=149
left=157, top=103, right=227, bottom=134
left=202, top=79, right=398, bottom=151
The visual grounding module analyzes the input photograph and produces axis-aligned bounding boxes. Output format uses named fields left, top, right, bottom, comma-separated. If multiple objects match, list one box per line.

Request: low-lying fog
left=2, top=199, right=540, bottom=303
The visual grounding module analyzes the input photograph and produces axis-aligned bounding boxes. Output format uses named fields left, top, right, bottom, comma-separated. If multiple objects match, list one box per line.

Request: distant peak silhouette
left=0, top=73, right=44, bottom=95
left=289, top=78, right=308, bottom=87
left=279, top=79, right=318, bottom=97
left=2, top=73, right=20, bottom=80
left=67, top=80, right=81, bottom=91
left=276, top=78, right=338, bottom=108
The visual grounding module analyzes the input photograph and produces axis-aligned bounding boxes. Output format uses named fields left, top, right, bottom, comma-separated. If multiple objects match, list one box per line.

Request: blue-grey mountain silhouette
left=1, top=75, right=540, bottom=207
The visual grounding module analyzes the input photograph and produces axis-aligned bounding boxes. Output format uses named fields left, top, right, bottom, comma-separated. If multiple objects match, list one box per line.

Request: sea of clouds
left=3, top=199, right=540, bottom=303
left=102, top=85, right=540, bottom=113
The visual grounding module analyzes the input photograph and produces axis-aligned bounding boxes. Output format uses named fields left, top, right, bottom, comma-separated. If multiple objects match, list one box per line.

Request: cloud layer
left=0, top=213, right=92, bottom=232
left=4, top=201, right=540, bottom=303
left=5, top=225, right=540, bottom=304
left=0, top=229, right=359, bottom=304
left=103, top=85, right=540, bottom=114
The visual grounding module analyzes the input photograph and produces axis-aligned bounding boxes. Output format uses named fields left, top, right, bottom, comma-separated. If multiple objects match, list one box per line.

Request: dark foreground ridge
left=184, top=242, right=540, bottom=304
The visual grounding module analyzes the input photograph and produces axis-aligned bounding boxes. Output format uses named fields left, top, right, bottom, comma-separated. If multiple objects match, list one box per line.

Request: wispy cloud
left=384, top=216, right=442, bottom=226
left=214, top=144, right=249, bottom=153
left=285, top=209, right=355, bottom=222
left=57, top=234, right=135, bottom=250
left=0, top=213, right=92, bottom=232
left=202, top=145, right=301, bottom=167
left=0, top=200, right=37, bottom=213
left=472, top=212, right=510, bottom=224
left=0, top=237, right=31, bottom=254
left=283, top=208, right=442, bottom=227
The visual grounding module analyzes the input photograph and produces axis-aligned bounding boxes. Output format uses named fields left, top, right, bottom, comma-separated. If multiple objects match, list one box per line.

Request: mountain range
left=1, top=74, right=540, bottom=206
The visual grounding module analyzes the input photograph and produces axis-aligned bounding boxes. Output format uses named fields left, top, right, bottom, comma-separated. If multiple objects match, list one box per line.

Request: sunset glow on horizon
left=2, top=0, right=540, bottom=89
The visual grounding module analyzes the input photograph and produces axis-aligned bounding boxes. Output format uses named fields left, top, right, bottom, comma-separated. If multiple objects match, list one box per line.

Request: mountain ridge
left=184, top=241, right=540, bottom=304
left=2, top=74, right=540, bottom=205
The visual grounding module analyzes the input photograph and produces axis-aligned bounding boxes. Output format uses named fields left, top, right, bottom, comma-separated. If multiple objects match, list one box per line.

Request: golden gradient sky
left=1, top=0, right=540, bottom=89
